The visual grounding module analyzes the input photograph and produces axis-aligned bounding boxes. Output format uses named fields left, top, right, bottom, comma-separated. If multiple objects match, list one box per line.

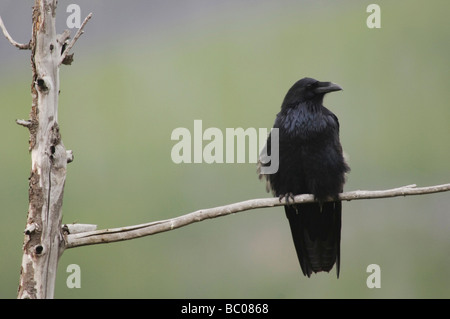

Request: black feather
left=258, top=77, right=349, bottom=278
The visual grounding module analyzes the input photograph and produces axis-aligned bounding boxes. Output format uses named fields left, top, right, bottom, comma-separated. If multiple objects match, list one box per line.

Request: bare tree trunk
left=1, top=0, right=89, bottom=299
left=16, top=0, right=67, bottom=299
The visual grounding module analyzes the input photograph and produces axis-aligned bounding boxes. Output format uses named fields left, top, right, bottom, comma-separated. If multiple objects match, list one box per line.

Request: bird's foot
left=279, top=192, right=296, bottom=205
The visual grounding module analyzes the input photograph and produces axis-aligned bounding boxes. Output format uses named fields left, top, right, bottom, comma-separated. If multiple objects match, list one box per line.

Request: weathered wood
left=65, top=183, right=450, bottom=249
left=0, top=0, right=91, bottom=299
left=16, top=0, right=67, bottom=299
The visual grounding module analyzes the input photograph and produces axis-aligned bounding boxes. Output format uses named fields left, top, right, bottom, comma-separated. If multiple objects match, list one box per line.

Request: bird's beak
left=314, top=82, right=343, bottom=94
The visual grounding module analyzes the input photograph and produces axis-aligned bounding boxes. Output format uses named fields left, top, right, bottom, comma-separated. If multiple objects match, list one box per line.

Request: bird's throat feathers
left=277, top=101, right=326, bottom=138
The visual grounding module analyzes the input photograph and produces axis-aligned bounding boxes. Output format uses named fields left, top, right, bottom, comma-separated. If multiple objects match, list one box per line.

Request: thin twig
left=65, top=183, right=450, bottom=249
left=59, top=12, right=92, bottom=66
left=0, top=16, right=31, bottom=49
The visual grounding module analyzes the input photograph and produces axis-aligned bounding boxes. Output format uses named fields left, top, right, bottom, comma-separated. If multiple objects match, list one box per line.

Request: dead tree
left=1, top=1, right=449, bottom=299
left=1, top=0, right=91, bottom=299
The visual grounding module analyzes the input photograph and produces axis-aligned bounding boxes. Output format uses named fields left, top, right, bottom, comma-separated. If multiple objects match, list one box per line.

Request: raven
left=258, top=77, right=349, bottom=278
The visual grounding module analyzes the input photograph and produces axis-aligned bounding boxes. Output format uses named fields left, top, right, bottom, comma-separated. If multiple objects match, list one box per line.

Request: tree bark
left=17, top=0, right=67, bottom=299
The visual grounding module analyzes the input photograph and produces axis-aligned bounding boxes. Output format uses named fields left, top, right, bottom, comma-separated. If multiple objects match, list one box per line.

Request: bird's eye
left=306, top=82, right=319, bottom=89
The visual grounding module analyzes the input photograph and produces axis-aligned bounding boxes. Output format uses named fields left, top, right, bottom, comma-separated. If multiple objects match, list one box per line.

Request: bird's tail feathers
left=285, top=201, right=342, bottom=278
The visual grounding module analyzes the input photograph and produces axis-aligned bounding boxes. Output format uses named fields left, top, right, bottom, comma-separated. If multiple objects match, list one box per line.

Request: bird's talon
left=279, top=193, right=295, bottom=205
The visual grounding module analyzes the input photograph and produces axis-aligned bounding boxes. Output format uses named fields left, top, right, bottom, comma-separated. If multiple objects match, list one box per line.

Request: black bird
left=258, top=77, right=349, bottom=278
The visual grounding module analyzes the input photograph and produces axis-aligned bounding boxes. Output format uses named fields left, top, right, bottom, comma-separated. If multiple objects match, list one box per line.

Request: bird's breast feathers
left=277, top=107, right=332, bottom=140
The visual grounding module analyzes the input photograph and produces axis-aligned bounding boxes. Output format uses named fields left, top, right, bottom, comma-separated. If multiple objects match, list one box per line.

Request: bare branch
left=66, top=150, right=74, bottom=163
left=65, top=183, right=450, bottom=249
left=16, top=119, right=32, bottom=128
left=0, top=16, right=31, bottom=49
left=64, top=223, right=97, bottom=234
left=57, top=29, right=71, bottom=45
left=59, top=12, right=93, bottom=66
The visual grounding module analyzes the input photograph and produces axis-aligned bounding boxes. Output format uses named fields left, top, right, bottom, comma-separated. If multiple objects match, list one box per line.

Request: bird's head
left=281, top=77, right=343, bottom=108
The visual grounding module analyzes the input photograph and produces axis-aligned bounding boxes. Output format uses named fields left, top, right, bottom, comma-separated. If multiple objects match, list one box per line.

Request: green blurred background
left=0, top=0, right=449, bottom=298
